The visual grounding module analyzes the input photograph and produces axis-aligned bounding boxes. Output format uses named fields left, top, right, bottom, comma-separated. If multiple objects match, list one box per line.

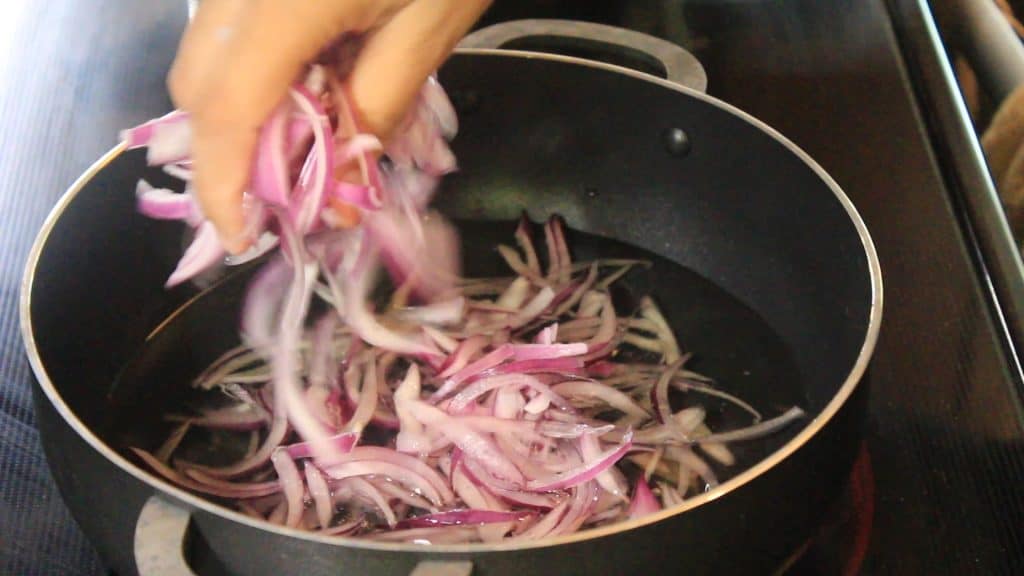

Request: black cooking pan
left=20, top=19, right=882, bottom=576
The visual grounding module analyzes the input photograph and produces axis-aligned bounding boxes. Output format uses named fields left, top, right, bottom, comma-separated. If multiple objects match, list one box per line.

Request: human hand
left=168, top=0, right=492, bottom=252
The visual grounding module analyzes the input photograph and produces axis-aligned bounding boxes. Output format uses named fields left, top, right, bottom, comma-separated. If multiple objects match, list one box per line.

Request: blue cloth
left=0, top=364, right=105, bottom=575
left=0, top=1, right=185, bottom=573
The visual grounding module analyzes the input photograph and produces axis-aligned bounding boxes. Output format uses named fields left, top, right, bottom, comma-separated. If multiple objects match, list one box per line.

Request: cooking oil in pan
left=105, top=217, right=806, bottom=496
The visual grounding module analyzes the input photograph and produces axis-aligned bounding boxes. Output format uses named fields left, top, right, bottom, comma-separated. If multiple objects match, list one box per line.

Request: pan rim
left=19, top=49, right=882, bottom=554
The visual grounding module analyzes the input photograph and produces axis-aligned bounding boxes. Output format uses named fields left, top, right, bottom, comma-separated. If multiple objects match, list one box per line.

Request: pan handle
left=458, top=19, right=708, bottom=93
left=184, top=6, right=707, bottom=93
left=135, top=495, right=198, bottom=576
left=133, top=494, right=474, bottom=576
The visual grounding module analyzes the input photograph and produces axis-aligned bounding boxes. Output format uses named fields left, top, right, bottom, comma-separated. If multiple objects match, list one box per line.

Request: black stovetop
left=2, top=1, right=1023, bottom=574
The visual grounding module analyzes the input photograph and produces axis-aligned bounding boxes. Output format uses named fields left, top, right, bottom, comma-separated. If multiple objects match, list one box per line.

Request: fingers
left=346, top=0, right=494, bottom=139
left=167, top=0, right=246, bottom=110
left=171, top=0, right=486, bottom=251
left=183, top=1, right=413, bottom=251
left=326, top=0, right=491, bottom=228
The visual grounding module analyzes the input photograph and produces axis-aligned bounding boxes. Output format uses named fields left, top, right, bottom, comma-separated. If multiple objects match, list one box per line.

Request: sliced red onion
left=393, top=297, right=465, bottom=327
left=509, top=287, right=555, bottom=329
left=422, top=75, right=458, bottom=139
left=671, top=380, right=762, bottom=421
left=495, top=277, right=531, bottom=310
left=386, top=90, right=457, bottom=176
left=552, top=380, right=648, bottom=419
left=422, top=325, right=459, bottom=353
left=666, top=445, right=718, bottom=490
left=371, top=477, right=436, bottom=511
left=554, top=263, right=598, bottom=316
left=652, top=358, right=689, bottom=441
left=121, top=110, right=192, bottom=165
left=695, top=424, right=735, bottom=466
left=304, top=462, right=334, bottom=529
left=185, top=398, right=289, bottom=479
left=162, top=163, right=193, bottom=181
left=371, top=405, right=401, bottom=431
left=550, top=217, right=571, bottom=285
left=544, top=220, right=561, bottom=284
left=547, top=481, right=597, bottom=538
left=271, top=450, right=305, bottom=528
left=485, top=357, right=584, bottom=377
left=448, top=373, right=571, bottom=413
left=364, top=207, right=460, bottom=301
left=336, top=134, right=383, bottom=165
left=326, top=446, right=454, bottom=503
left=583, top=294, right=617, bottom=352
left=452, top=416, right=544, bottom=445
left=673, top=406, right=706, bottom=435
left=694, top=406, right=805, bottom=444
left=322, top=516, right=365, bottom=536
left=510, top=342, right=587, bottom=361
left=339, top=476, right=398, bottom=527
left=585, top=361, right=618, bottom=379
left=537, top=421, right=616, bottom=439
left=432, top=344, right=514, bottom=401
left=493, top=386, right=525, bottom=419
left=437, top=334, right=490, bottom=378
left=308, top=315, right=340, bottom=390
left=526, top=432, right=633, bottom=492
left=397, top=509, right=530, bottom=530
left=154, top=421, right=191, bottom=463
left=514, top=215, right=542, bottom=277
left=535, top=323, right=558, bottom=345
left=523, top=394, right=550, bottom=415
left=135, top=180, right=198, bottom=223
left=511, top=499, right=570, bottom=541
left=120, top=110, right=188, bottom=147
left=490, top=487, right=561, bottom=510
left=249, top=100, right=293, bottom=207
left=330, top=182, right=381, bottom=211
left=325, top=461, right=444, bottom=506
left=288, top=86, right=335, bottom=234
left=165, top=221, right=225, bottom=287
left=394, top=365, right=431, bottom=454
left=241, top=255, right=296, bottom=350
left=343, top=354, right=378, bottom=434
left=131, top=449, right=280, bottom=499
left=284, top=431, right=357, bottom=460
left=130, top=69, right=808, bottom=542
left=639, top=296, right=681, bottom=364
left=273, top=227, right=338, bottom=463
left=451, top=463, right=505, bottom=511
left=341, top=267, right=441, bottom=357
left=497, top=244, right=541, bottom=282
left=408, top=400, right=525, bottom=486
left=580, top=433, right=627, bottom=499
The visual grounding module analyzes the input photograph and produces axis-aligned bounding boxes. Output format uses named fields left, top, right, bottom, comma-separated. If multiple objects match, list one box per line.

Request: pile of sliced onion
left=123, top=51, right=805, bottom=543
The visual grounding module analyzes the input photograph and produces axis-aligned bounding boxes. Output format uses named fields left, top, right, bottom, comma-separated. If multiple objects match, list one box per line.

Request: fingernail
left=218, top=228, right=251, bottom=255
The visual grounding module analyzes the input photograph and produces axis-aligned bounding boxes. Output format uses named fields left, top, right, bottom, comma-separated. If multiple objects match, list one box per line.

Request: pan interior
left=102, top=217, right=805, bottom=506
left=25, top=53, right=876, bottom=551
